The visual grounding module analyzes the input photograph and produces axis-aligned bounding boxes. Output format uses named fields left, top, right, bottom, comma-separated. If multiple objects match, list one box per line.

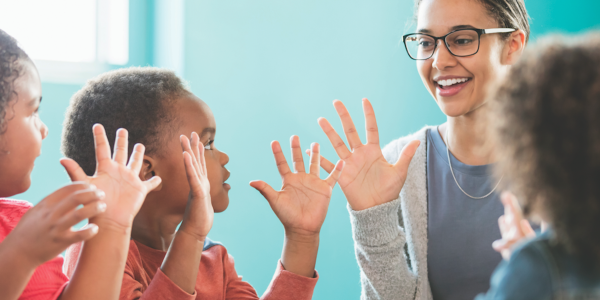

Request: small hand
left=315, top=98, right=420, bottom=211
left=178, top=132, right=213, bottom=240
left=60, top=124, right=162, bottom=230
left=492, top=191, right=536, bottom=260
left=250, top=136, right=343, bottom=238
left=5, top=182, right=105, bottom=267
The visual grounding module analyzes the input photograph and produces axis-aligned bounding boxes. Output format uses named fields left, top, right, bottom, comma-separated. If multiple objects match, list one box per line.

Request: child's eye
left=204, top=140, right=214, bottom=150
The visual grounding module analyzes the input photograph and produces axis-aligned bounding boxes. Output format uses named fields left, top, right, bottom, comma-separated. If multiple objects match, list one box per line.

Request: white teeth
left=437, top=78, right=469, bottom=87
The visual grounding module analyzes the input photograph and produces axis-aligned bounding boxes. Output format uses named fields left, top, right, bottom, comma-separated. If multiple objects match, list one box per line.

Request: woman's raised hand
left=313, top=99, right=420, bottom=211
left=60, top=124, right=162, bottom=230
left=178, top=132, right=213, bottom=240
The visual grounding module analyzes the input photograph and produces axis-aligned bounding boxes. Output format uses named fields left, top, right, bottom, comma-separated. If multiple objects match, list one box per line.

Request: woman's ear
left=502, top=29, right=526, bottom=65
left=140, top=155, right=162, bottom=191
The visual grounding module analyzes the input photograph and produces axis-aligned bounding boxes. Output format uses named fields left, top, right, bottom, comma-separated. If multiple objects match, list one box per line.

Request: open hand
left=250, top=136, right=343, bottom=238
left=4, top=182, right=105, bottom=267
left=492, top=191, right=536, bottom=260
left=60, top=124, right=162, bottom=230
left=178, top=132, right=213, bottom=240
left=314, top=99, right=420, bottom=211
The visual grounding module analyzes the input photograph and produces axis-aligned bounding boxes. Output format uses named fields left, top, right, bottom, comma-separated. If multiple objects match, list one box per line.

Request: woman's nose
left=432, top=40, right=458, bottom=70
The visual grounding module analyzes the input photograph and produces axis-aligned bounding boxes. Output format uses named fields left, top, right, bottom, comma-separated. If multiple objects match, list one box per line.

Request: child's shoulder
left=0, top=199, right=32, bottom=233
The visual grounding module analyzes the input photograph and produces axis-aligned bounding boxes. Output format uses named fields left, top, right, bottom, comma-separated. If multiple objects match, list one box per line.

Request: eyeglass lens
left=405, top=30, right=480, bottom=59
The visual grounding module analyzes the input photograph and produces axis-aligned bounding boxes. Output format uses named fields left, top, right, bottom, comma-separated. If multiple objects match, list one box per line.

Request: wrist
left=178, top=222, right=209, bottom=243
left=284, top=229, right=320, bottom=246
left=0, top=237, right=42, bottom=270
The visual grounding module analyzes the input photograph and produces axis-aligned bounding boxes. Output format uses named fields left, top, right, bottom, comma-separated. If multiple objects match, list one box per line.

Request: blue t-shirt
left=426, top=128, right=503, bottom=300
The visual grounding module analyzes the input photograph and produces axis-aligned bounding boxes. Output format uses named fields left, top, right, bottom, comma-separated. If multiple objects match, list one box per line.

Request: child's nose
left=40, top=122, right=49, bottom=140
left=220, top=151, right=229, bottom=166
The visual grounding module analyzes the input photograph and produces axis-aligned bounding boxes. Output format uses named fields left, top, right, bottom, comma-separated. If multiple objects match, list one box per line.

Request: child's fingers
left=52, top=188, right=105, bottom=219
left=181, top=135, right=202, bottom=174
left=305, top=149, right=335, bottom=174
left=191, top=132, right=201, bottom=163
left=290, top=135, right=305, bottom=173
left=142, top=176, right=162, bottom=192
left=60, top=158, right=89, bottom=182
left=42, top=182, right=95, bottom=206
left=498, top=215, right=508, bottom=236
left=112, top=128, right=129, bottom=165
left=271, top=141, right=291, bottom=176
left=197, top=141, right=207, bottom=175
left=127, top=144, right=146, bottom=173
left=325, top=160, right=345, bottom=188
left=65, top=223, right=99, bottom=244
left=520, top=219, right=536, bottom=238
left=249, top=180, right=278, bottom=204
left=56, top=199, right=106, bottom=232
left=183, top=152, right=203, bottom=195
left=308, top=143, right=320, bottom=176
left=93, top=124, right=112, bottom=168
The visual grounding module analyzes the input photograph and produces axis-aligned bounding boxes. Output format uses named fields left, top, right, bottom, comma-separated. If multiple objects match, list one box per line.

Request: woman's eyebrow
left=417, top=24, right=476, bottom=34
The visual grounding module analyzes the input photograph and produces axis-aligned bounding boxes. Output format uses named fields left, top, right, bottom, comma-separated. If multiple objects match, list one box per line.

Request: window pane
left=0, top=0, right=97, bottom=63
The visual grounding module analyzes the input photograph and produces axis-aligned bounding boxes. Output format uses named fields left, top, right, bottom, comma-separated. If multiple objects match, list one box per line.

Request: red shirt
left=0, top=199, right=68, bottom=300
left=65, top=239, right=318, bottom=300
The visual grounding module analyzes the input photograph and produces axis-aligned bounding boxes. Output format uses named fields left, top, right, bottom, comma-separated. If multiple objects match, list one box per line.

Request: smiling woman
left=314, top=0, right=530, bottom=299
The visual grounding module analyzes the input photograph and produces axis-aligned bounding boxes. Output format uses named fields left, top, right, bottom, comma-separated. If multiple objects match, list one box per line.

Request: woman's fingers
left=362, top=99, right=380, bottom=146
left=333, top=100, right=363, bottom=150
left=318, top=117, right=352, bottom=159
left=64, top=223, right=99, bottom=244
left=393, top=140, right=421, bottom=176
left=60, top=158, right=89, bottom=182
left=112, top=128, right=129, bottom=165
left=249, top=180, right=278, bottom=204
left=308, top=143, right=320, bottom=176
left=92, top=124, right=112, bottom=169
left=325, top=160, right=345, bottom=188
left=305, top=149, right=335, bottom=174
left=271, top=141, right=291, bottom=176
left=127, top=143, right=146, bottom=174
left=290, top=135, right=305, bottom=173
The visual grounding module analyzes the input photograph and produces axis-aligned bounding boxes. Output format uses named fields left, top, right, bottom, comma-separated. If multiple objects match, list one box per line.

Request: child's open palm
left=250, top=136, right=343, bottom=236
left=60, top=124, right=162, bottom=229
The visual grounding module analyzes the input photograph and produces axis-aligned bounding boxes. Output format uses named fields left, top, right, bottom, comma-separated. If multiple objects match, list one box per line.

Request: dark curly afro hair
left=61, top=67, right=190, bottom=176
left=0, top=29, right=30, bottom=134
left=490, top=32, right=600, bottom=265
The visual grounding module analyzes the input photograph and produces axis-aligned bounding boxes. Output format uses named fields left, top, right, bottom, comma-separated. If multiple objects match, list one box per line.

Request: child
left=477, top=32, right=600, bottom=299
left=61, top=67, right=344, bottom=299
left=0, top=29, right=161, bottom=300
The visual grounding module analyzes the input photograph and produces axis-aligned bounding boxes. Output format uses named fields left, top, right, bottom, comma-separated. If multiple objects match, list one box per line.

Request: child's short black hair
left=62, top=67, right=189, bottom=175
left=491, top=32, right=600, bottom=263
left=0, top=29, right=29, bottom=134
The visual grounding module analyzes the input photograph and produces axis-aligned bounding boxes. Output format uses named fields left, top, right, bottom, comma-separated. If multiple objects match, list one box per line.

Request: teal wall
left=16, top=1, right=600, bottom=299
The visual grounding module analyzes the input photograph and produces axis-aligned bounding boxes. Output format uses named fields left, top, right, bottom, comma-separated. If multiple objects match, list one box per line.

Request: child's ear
left=140, top=155, right=162, bottom=191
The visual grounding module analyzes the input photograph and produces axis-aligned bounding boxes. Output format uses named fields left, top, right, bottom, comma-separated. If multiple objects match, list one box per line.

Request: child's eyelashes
left=204, top=139, right=214, bottom=150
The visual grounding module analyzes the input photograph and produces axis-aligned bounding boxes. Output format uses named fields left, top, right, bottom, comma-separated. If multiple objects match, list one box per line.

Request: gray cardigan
left=348, top=126, right=434, bottom=300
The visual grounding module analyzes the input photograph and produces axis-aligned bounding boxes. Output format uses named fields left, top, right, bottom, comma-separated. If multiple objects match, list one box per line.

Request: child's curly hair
left=0, top=29, right=29, bottom=134
left=61, top=67, right=190, bottom=175
left=490, top=32, right=600, bottom=263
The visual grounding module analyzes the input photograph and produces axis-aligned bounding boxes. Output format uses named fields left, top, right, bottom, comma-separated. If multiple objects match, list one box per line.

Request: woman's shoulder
left=381, top=125, right=434, bottom=164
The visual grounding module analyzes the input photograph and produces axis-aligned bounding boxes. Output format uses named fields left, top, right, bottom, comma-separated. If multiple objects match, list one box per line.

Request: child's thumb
left=249, top=180, right=277, bottom=203
left=60, top=158, right=88, bottom=182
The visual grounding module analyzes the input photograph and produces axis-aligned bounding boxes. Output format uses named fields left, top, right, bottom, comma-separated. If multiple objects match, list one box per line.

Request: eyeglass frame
left=402, top=28, right=516, bottom=60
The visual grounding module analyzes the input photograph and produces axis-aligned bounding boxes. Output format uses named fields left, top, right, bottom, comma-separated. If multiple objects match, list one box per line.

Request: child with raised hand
left=0, top=29, right=161, bottom=300
left=61, top=67, right=344, bottom=299
left=476, top=32, right=600, bottom=299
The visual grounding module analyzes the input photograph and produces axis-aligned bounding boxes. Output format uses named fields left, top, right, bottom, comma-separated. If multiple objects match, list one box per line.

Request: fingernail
left=96, top=190, right=105, bottom=199
left=98, top=201, right=107, bottom=212
left=89, top=224, right=99, bottom=234
left=89, top=184, right=97, bottom=190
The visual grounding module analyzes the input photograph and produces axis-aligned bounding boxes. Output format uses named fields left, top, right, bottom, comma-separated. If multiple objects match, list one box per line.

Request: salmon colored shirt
left=0, top=199, right=68, bottom=300
left=65, top=238, right=318, bottom=300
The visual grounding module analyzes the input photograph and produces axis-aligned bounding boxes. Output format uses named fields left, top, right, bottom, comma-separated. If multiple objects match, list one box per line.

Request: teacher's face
left=416, top=0, right=509, bottom=117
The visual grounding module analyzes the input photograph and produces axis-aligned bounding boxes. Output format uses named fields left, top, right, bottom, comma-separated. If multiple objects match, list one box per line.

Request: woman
left=315, top=0, right=529, bottom=299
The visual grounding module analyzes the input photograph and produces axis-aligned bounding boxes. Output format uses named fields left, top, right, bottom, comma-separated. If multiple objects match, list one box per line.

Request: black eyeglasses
left=402, top=28, right=516, bottom=60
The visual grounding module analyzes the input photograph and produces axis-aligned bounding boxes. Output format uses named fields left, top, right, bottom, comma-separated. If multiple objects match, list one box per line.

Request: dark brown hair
left=490, top=32, right=600, bottom=263
left=415, top=0, right=530, bottom=43
left=0, top=29, right=29, bottom=134
left=61, top=67, right=189, bottom=175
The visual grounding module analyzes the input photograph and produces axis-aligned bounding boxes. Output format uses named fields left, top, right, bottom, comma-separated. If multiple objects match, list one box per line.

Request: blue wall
left=17, top=1, right=600, bottom=299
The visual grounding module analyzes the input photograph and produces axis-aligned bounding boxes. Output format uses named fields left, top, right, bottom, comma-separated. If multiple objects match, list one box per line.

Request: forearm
left=159, top=229, right=204, bottom=295
left=281, top=232, right=319, bottom=278
left=0, top=239, right=38, bottom=300
left=59, top=219, right=131, bottom=300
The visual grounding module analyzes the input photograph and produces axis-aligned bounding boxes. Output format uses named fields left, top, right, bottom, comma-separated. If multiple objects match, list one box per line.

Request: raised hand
left=314, top=98, right=420, bottom=211
left=59, top=124, right=162, bottom=229
left=250, top=136, right=343, bottom=237
left=3, top=183, right=105, bottom=267
left=492, top=191, right=536, bottom=260
left=178, top=132, right=213, bottom=240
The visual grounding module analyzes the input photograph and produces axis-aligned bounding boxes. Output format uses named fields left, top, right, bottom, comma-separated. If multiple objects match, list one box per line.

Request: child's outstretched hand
left=60, top=124, right=162, bottom=229
left=492, top=191, right=536, bottom=260
left=3, top=182, right=105, bottom=267
left=178, top=132, right=213, bottom=240
left=250, top=136, right=343, bottom=277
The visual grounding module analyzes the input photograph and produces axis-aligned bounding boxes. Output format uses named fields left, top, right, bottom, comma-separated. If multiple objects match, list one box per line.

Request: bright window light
left=0, top=0, right=128, bottom=65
